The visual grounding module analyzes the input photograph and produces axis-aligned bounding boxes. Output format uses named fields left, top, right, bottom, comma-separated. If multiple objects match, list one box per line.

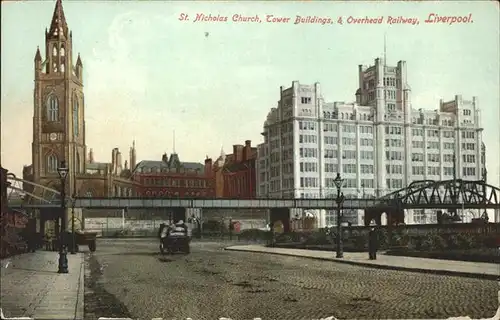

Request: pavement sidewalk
left=225, top=244, right=499, bottom=280
left=0, top=251, right=84, bottom=320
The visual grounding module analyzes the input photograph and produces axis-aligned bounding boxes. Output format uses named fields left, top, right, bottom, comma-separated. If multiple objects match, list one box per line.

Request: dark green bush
left=238, top=229, right=271, bottom=241
left=419, top=233, right=447, bottom=251
left=446, top=234, right=461, bottom=249
left=457, top=233, right=476, bottom=249
left=353, top=234, right=368, bottom=251
left=303, top=230, right=331, bottom=245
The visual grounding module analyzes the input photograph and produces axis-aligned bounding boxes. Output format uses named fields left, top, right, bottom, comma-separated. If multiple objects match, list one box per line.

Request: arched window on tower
left=53, top=46, right=57, bottom=56
left=76, top=152, right=81, bottom=173
left=73, top=95, right=79, bottom=137
left=60, top=46, right=65, bottom=56
left=60, top=63, right=65, bottom=73
left=47, top=95, right=59, bottom=122
left=47, top=154, right=58, bottom=173
left=53, top=63, right=58, bottom=73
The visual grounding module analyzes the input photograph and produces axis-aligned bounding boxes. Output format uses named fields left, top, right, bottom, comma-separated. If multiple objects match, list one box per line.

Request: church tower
left=32, top=0, right=86, bottom=196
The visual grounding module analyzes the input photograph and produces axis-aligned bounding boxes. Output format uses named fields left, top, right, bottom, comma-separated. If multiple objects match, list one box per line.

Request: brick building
left=214, top=140, right=257, bottom=199
left=132, top=153, right=215, bottom=198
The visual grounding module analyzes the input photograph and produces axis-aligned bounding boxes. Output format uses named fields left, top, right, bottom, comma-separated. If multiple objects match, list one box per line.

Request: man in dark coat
left=368, top=227, right=378, bottom=260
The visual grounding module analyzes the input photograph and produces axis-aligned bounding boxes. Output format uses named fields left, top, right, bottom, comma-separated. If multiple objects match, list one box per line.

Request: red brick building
left=132, top=153, right=215, bottom=198
left=214, top=140, right=257, bottom=199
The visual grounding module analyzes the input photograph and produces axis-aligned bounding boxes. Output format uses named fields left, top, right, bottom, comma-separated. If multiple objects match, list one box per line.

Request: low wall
left=84, top=217, right=267, bottom=237
left=346, top=222, right=500, bottom=236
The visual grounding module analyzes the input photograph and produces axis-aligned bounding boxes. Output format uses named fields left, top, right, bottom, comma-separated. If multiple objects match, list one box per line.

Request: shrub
left=275, top=233, right=294, bottom=243
left=481, top=235, right=500, bottom=248
left=457, top=233, right=476, bottom=249
left=419, top=233, right=447, bottom=251
left=238, top=229, right=271, bottom=241
left=377, top=229, right=389, bottom=249
left=353, top=234, right=368, bottom=251
left=303, top=230, right=331, bottom=245
left=446, top=234, right=461, bottom=249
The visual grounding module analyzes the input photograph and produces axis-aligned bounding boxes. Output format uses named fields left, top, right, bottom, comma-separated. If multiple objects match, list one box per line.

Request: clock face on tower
left=49, top=133, right=57, bottom=141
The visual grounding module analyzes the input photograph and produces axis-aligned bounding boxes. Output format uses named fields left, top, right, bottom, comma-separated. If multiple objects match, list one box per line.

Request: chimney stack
left=112, top=148, right=119, bottom=175
left=129, top=140, right=137, bottom=170
left=204, top=157, right=213, bottom=177
left=116, top=151, right=123, bottom=174
left=88, top=148, right=94, bottom=163
left=244, top=140, right=251, bottom=161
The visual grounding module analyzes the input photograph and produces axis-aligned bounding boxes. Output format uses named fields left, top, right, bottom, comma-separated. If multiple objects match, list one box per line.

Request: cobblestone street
left=85, top=239, right=498, bottom=320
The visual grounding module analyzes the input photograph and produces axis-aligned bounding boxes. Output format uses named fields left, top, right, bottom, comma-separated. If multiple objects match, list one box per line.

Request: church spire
left=34, top=46, right=42, bottom=62
left=48, top=0, right=69, bottom=39
left=76, top=53, right=82, bottom=66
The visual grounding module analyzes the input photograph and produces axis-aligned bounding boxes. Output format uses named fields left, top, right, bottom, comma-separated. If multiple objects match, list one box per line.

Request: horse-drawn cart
left=63, top=230, right=98, bottom=252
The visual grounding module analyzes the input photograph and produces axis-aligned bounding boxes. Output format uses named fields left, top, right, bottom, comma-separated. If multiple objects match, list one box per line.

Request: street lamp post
left=70, top=195, right=76, bottom=254
left=57, top=161, right=69, bottom=273
left=333, top=173, right=345, bottom=259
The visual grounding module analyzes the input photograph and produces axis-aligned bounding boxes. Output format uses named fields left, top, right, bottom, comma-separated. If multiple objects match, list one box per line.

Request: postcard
left=1, top=1, right=499, bottom=319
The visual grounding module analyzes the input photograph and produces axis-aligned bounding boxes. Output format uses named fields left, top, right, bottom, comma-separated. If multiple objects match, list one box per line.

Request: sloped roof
left=132, top=153, right=204, bottom=174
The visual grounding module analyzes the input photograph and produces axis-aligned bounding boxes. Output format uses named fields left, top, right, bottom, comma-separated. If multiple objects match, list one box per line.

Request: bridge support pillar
left=270, top=208, right=291, bottom=233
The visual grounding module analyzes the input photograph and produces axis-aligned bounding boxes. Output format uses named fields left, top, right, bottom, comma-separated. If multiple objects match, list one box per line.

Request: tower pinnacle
left=34, top=47, right=42, bottom=62
left=48, top=0, right=68, bottom=39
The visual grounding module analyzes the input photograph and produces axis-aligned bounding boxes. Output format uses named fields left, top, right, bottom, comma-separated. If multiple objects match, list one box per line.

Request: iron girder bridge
left=374, top=179, right=500, bottom=210
left=6, top=175, right=500, bottom=210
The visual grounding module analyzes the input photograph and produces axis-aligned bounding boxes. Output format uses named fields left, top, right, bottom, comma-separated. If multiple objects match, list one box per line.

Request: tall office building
left=256, top=58, right=484, bottom=226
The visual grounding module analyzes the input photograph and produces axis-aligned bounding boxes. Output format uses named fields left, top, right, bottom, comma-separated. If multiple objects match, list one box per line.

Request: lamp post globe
left=57, top=160, right=69, bottom=273
left=333, top=173, right=345, bottom=259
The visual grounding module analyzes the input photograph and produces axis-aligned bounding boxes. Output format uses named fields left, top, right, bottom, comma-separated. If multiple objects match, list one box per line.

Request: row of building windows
left=343, top=137, right=356, bottom=145
left=324, top=136, right=338, bottom=145
left=299, top=134, right=317, bottom=143
left=385, top=90, right=396, bottom=100
left=299, top=148, right=318, bottom=158
left=360, top=164, right=374, bottom=174
left=386, top=164, right=403, bottom=174
left=323, top=123, right=338, bottom=132
left=462, top=143, right=475, bottom=150
left=342, top=150, right=357, bottom=159
left=360, top=138, right=373, bottom=146
left=301, top=97, right=312, bottom=104
left=322, top=111, right=373, bottom=122
left=385, top=126, right=402, bottom=135
left=325, top=163, right=338, bottom=173
left=385, top=139, right=402, bottom=148
left=324, top=149, right=337, bottom=159
left=143, top=178, right=209, bottom=188
left=386, top=151, right=403, bottom=160
left=386, top=179, right=404, bottom=189
left=343, top=164, right=356, bottom=174
left=300, top=177, right=319, bottom=188
left=299, top=162, right=318, bottom=172
left=384, top=77, right=396, bottom=87
left=299, top=121, right=317, bottom=131
left=343, top=125, right=356, bottom=133
left=412, top=129, right=456, bottom=138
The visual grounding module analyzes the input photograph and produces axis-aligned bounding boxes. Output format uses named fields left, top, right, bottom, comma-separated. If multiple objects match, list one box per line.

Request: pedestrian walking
left=368, top=227, right=378, bottom=260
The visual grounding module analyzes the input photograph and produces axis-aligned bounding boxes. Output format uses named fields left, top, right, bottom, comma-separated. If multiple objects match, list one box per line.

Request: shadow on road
left=84, top=253, right=134, bottom=320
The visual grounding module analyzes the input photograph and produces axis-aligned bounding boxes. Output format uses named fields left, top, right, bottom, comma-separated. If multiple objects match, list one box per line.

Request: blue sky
left=1, top=0, right=499, bottom=193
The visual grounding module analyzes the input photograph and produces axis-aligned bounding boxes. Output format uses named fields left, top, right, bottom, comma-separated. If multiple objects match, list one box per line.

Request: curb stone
left=224, top=247, right=499, bottom=281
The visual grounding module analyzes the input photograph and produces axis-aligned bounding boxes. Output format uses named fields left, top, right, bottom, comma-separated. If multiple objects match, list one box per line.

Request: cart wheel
left=88, top=240, right=96, bottom=252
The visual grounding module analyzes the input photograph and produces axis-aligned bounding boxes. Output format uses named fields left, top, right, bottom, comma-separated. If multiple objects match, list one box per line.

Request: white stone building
left=256, top=57, right=485, bottom=226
